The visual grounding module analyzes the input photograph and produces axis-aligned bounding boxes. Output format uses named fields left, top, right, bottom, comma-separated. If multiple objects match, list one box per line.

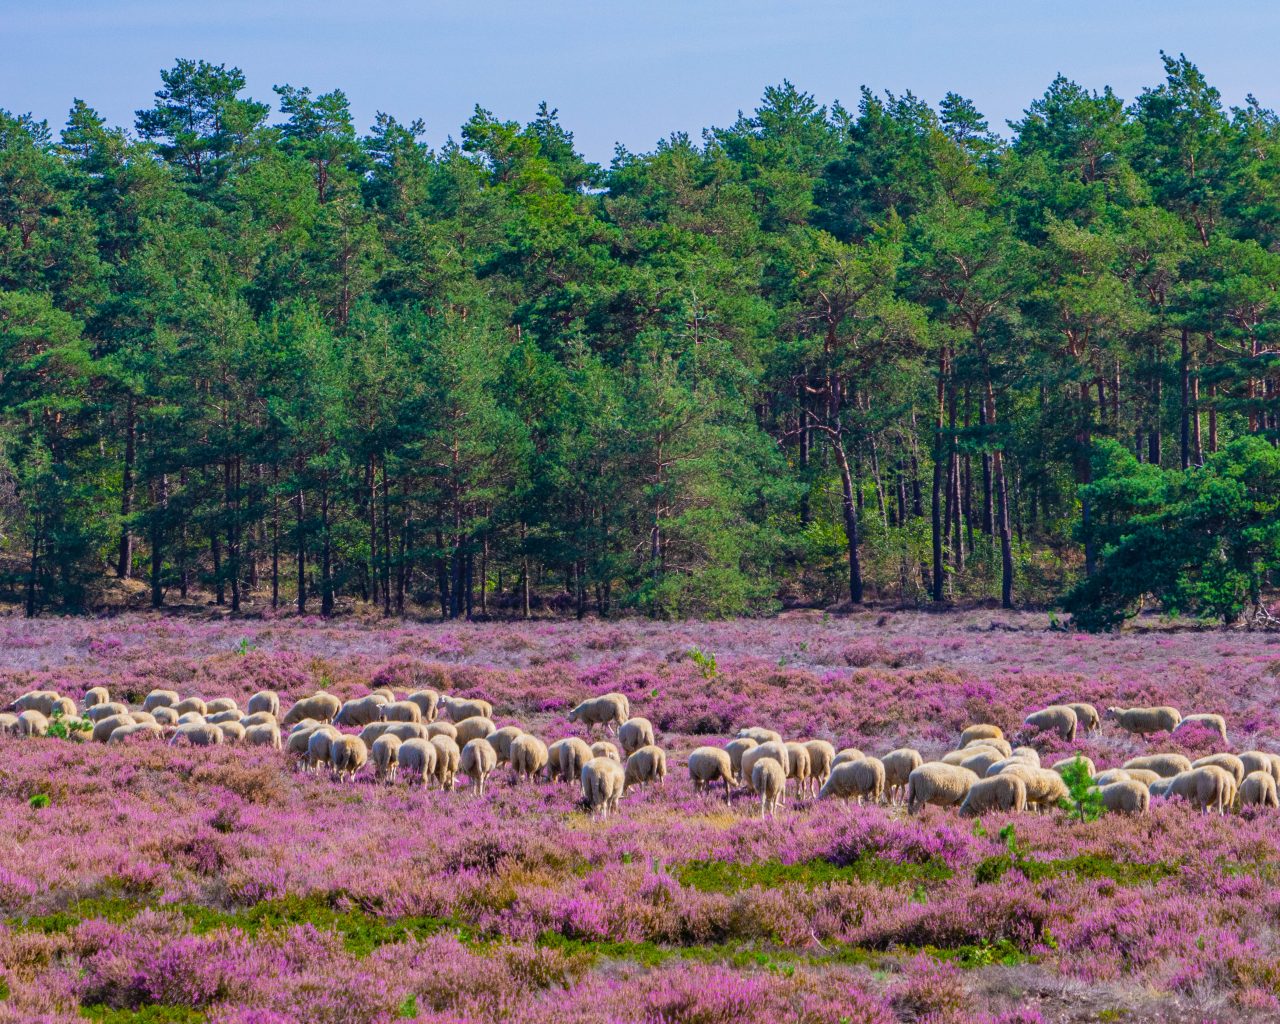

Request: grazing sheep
left=688, top=747, right=734, bottom=802
left=440, top=695, right=495, bottom=723
left=581, top=756, right=625, bottom=818
left=831, top=747, right=866, bottom=770
left=1192, top=753, right=1245, bottom=785
left=1124, top=768, right=1162, bottom=787
left=510, top=734, right=550, bottom=782
left=549, top=737, right=594, bottom=783
left=741, top=741, right=790, bottom=795
left=998, top=765, right=1069, bottom=811
left=619, top=717, right=656, bottom=756
left=380, top=701, right=423, bottom=725
left=371, top=734, right=403, bottom=784
left=85, top=702, right=128, bottom=722
left=487, top=726, right=525, bottom=765
left=964, top=735, right=1013, bottom=758
left=1066, top=703, right=1102, bottom=734
left=430, top=735, right=460, bottom=790
left=960, top=749, right=1006, bottom=777
left=217, top=721, right=246, bottom=744
left=425, top=719, right=458, bottom=740
left=244, top=723, right=282, bottom=750
left=170, top=697, right=206, bottom=717
left=130, top=711, right=158, bottom=726
left=942, top=745, right=996, bottom=767
left=246, top=691, right=280, bottom=718
left=42, top=696, right=74, bottom=720
left=370, top=687, right=397, bottom=704
left=1123, top=754, right=1192, bottom=779
left=1105, top=705, right=1181, bottom=736
left=736, top=726, right=783, bottom=746
left=305, top=727, right=341, bottom=773
left=1238, top=751, right=1277, bottom=784
left=240, top=711, right=278, bottom=728
left=882, top=748, right=924, bottom=804
left=170, top=723, right=223, bottom=747
left=92, top=713, right=135, bottom=743
left=804, top=740, right=836, bottom=790
left=724, top=738, right=758, bottom=782
left=1240, top=770, right=1279, bottom=809
left=1010, top=747, right=1042, bottom=766
left=207, top=710, right=242, bottom=726
left=378, top=722, right=428, bottom=744
left=567, top=694, right=629, bottom=735
left=1022, top=705, right=1078, bottom=743
left=358, top=722, right=391, bottom=747
left=1093, top=768, right=1133, bottom=787
left=152, top=707, right=180, bottom=727
left=82, top=686, right=111, bottom=709
left=752, top=758, right=786, bottom=819
left=1174, top=713, right=1228, bottom=743
left=398, top=738, right=438, bottom=787
left=285, top=723, right=323, bottom=756
left=1269, top=755, right=1280, bottom=787
left=108, top=722, right=162, bottom=743
left=459, top=738, right=498, bottom=796
left=623, top=745, right=667, bottom=790
left=819, top=757, right=886, bottom=805
left=1150, top=765, right=1236, bottom=814
left=907, top=764, right=979, bottom=814
left=959, top=774, right=1028, bottom=816
left=177, top=712, right=206, bottom=727
left=959, top=723, right=1004, bottom=746
left=16, top=710, right=49, bottom=737
left=784, top=742, right=813, bottom=796
left=406, top=689, right=439, bottom=722
left=454, top=717, right=497, bottom=747
left=1098, top=780, right=1150, bottom=815
left=591, top=741, right=621, bottom=762
left=333, top=696, right=388, bottom=729
left=0, top=713, right=18, bottom=735
left=329, top=735, right=369, bottom=782
left=205, top=698, right=239, bottom=715
left=142, top=689, right=180, bottom=713
left=282, top=692, right=341, bottom=726
left=1052, top=755, right=1097, bottom=778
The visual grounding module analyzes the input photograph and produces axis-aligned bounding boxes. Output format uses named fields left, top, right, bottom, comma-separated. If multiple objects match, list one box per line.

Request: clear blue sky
left=5, top=1, right=1278, bottom=161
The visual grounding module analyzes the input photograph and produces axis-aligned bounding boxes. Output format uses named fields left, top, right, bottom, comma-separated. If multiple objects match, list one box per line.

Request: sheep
left=282, top=692, right=341, bottom=726
left=0, top=713, right=18, bottom=735
left=244, top=723, right=282, bottom=750
left=1022, top=705, right=1078, bottom=742
left=170, top=723, right=224, bottom=747
left=942, top=745, right=997, bottom=767
left=168, top=697, right=205, bottom=718
left=247, top=691, right=280, bottom=718
left=959, top=723, right=1004, bottom=746
left=831, top=747, right=866, bottom=770
left=207, top=710, right=242, bottom=726
left=92, top=713, right=135, bottom=743
left=619, top=717, right=656, bottom=756
left=1173, top=713, right=1228, bottom=744
left=16, top=710, right=49, bottom=737
left=959, top=774, right=1028, bottom=816
left=142, top=689, right=180, bottom=713
left=688, top=747, right=734, bottom=802
left=549, top=737, right=594, bottom=783
left=426, top=720, right=458, bottom=740
left=964, top=735, right=1013, bottom=758
left=406, top=689, right=439, bottom=722
left=486, top=726, right=525, bottom=765
left=285, top=723, right=324, bottom=757
left=240, top=711, right=278, bottom=728
left=1192, top=753, right=1245, bottom=785
left=1098, top=780, right=1150, bottom=815
left=305, top=727, right=341, bottom=772
left=752, top=758, right=786, bottom=819
left=82, top=686, right=111, bottom=709
left=398, top=738, right=438, bottom=787
left=370, top=687, right=397, bottom=704
left=218, top=721, right=246, bottom=744
left=882, top=748, right=924, bottom=804
left=1092, top=768, right=1133, bottom=787
left=1105, top=705, right=1181, bottom=736
left=371, top=734, right=403, bottom=784
left=1240, top=770, right=1279, bottom=810
left=740, top=741, right=790, bottom=796
left=85, top=702, right=128, bottom=722
left=804, top=740, right=836, bottom=791
left=819, top=757, right=885, bottom=805
left=1123, top=768, right=1161, bottom=787
left=430, top=735, right=460, bottom=790
left=736, top=726, right=783, bottom=746
left=567, top=694, right=629, bottom=735
left=906, top=764, right=979, bottom=814
left=330, top=735, right=369, bottom=782
left=1066, top=703, right=1102, bottom=734
left=332, top=696, right=388, bottom=729
left=959, top=749, right=1006, bottom=777
left=784, top=742, right=813, bottom=797
left=724, top=738, right=758, bottom=782
left=108, top=722, right=162, bottom=743
left=591, top=741, right=621, bottom=762
left=205, top=698, right=239, bottom=715
left=1123, top=754, right=1192, bottom=779
left=379, top=701, right=423, bottom=725
left=1238, top=751, right=1278, bottom=783
left=177, top=712, right=206, bottom=727
left=623, top=745, right=667, bottom=790
left=376, top=722, right=427, bottom=744
left=454, top=717, right=497, bottom=747
left=151, top=707, right=180, bottom=727
left=1052, top=755, right=1097, bottom=778
left=9, top=689, right=56, bottom=714
left=510, top=734, right=550, bottom=782
left=581, top=756, right=625, bottom=818
left=1150, top=765, right=1236, bottom=814
left=459, top=738, right=498, bottom=796
left=1011, top=747, right=1042, bottom=766
left=440, top=695, right=495, bottom=723
left=130, top=711, right=158, bottom=726
left=999, top=765, right=1069, bottom=811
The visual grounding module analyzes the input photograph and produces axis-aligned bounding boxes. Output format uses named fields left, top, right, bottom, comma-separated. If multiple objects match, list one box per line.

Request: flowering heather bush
left=0, top=610, right=1277, bottom=1023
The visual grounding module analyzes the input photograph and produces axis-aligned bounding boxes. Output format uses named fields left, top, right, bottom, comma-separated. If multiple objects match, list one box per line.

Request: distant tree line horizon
left=1, top=54, right=1278, bottom=629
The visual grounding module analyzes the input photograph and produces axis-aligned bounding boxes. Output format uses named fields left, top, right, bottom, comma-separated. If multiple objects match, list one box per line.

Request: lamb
left=567, top=694, right=629, bottom=735
left=724, top=738, right=758, bottom=782
left=549, top=737, right=594, bottom=783
left=397, top=738, right=438, bottom=787
left=1150, top=765, right=1236, bottom=814
left=581, top=757, right=625, bottom=818
left=998, top=765, right=1069, bottom=811
left=1123, top=754, right=1192, bottom=779
left=405, top=689, right=439, bottom=722
left=205, top=698, right=239, bottom=715
left=959, top=723, right=1004, bottom=746
left=333, top=696, right=389, bottom=728
left=371, top=734, right=403, bottom=784
left=430, top=735, right=460, bottom=790
left=687, top=747, right=734, bottom=802
left=906, top=764, right=979, bottom=814
left=1066, top=703, right=1102, bottom=734
left=305, top=727, right=341, bottom=773
left=454, top=717, right=497, bottom=746
left=16, top=710, right=49, bottom=737
left=752, top=758, right=786, bottom=819
left=440, top=695, right=495, bottom=723
left=329, top=735, right=369, bottom=782
left=831, top=747, right=866, bottom=770
left=1240, top=770, right=1279, bottom=810
left=282, top=692, right=341, bottom=726
left=784, top=742, right=813, bottom=796
left=510, top=734, right=550, bottom=782
left=92, top=713, right=135, bottom=744
left=736, top=726, right=783, bottom=746
left=85, top=702, right=128, bottom=722
left=427, top=721, right=458, bottom=740
left=380, top=701, right=423, bottom=724
left=964, top=735, right=1012, bottom=758
left=591, top=741, right=621, bottom=762
left=958, top=774, right=1028, bottom=816
left=619, top=717, right=656, bottom=756
left=108, top=722, right=162, bottom=743
left=1098, top=780, right=1150, bottom=815
left=217, top=721, right=246, bottom=744
left=486, top=726, right=525, bottom=764
left=142, top=689, right=180, bottom=712
left=1105, top=705, right=1181, bottom=736
left=82, top=686, right=111, bottom=709
left=1022, top=705, right=1078, bottom=742
left=244, top=723, right=282, bottom=750
left=740, top=741, right=790, bottom=796
left=170, top=723, right=224, bottom=747
left=804, top=740, right=836, bottom=791
left=882, top=748, right=924, bottom=804
left=1052, top=755, right=1097, bottom=778
left=1192, top=753, right=1245, bottom=785
left=819, top=757, right=885, bottom=805
left=623, top=745, right=667, bottom=790
left=1174, top=714, right=1228, bottom=743
left=247, top=691, right=280, bottom=718
left=459, top=738, right=498, bottom=796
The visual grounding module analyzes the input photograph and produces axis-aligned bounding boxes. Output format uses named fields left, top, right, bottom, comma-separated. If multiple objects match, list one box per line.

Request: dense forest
left=1, top=54, right=1278, bottom=627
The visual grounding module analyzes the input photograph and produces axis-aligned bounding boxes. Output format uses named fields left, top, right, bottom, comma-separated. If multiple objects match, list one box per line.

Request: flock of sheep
left=4, top=684, right=1279, bottom=821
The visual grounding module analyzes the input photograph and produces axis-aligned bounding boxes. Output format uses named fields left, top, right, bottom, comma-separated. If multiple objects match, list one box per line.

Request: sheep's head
left=1103, top=707, right=1123, bottom=721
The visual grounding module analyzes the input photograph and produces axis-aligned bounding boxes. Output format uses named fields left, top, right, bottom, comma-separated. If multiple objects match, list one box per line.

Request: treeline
left=1, top=54, right=1278, bottom=621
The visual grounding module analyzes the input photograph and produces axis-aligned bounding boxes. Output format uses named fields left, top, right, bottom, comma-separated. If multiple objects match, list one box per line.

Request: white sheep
left=590, top=741, right=621, bottom=762
left=85, top=702, right=128, bottom=722
left=1098, top=780, right=1150, bottom=815
left=177, top=712, right=206, bottom=726
left=1174, top=714, right=1228, bottom=743
left=831, top=747, right=865, bottom=770
left=1066, top=703, right=1102, bottom=733
left=370, top=687, right=397, bottom=704
left=205, top=698, right=239, bottom=715
left=882, top=748, right=923, bottom=804
left=567, top=694, right=629, bottom=735
left=459, top=738, right=498, bottom=796
left=0, top=713, right=18, bottom=735
left=92, top=713, right=135, bottom=743
left=959, top=749, right=1006, bottom=777
left=1238, top=751, right=1278, bottom=784
left=1052, top=755, right=1097, bottom=778
left=1240, top=770, right=1279, bottom=809
left=1022, top=705, right=1078, bottom=742
left=108, top=721, right=163, bottom=743
left=819, top=757, right=885, bottom=805
left=380, top=701, right=423, bottom=725
left=329, top=735, right=369, bottom=782
left=142, top=689, right=180, bottom=713
left=430, top=735, right=460, bottom=790
left=406, top=689, right=439, bottom=722
left=171, top=697, right=207, bottom=717
left=246, top=691, right=280, bottom=718
left=803, top=740, right=836, bottom=790
left=244, top=723, right=282, bottom=750
left=549, top=737, right=594, bottom=783
left=959, top=723, right=1004, bottom=746
left=999, top=764, right=1068, bottom=811
left=687, top=747, right=734, bottom=802
left=305, top=726, right=341, bottom=773
left=82, top=686, right=111, bottom=709
left=454, top=717, right=497, bottom=747
left=333, top=696, right=388, bottom=728
left=207, top=710, right=242, bottom=726
left=486, top=725, right=525, bottom=764
left=398, top=738, right=438, bottom=787
left=440, top=695, right=495, bottom=723
left=783, top=741, right=813, bottom=797
left=752, top=758, right=786, bottom=819
left=581, top=756, right=625, bottom=817
left=623, top=745, right=667, bottom=790
left=906, top=764, right=978, bottom=814
left=964, top=735, right=1013, bottom=758
left=736, top=726, right=783, bottom=746
left=427, top=720, right=458, bottom=740
left=619, top=717, right=656, bottom=755
left=16, top=710, right=49, bottom=737
left=510, top=734, right=550, bottom=782
left=1123, top=753, right=1192, bottom=779
left=1105, top=705, right=1181, bottom=736
left=170, top=723, right=223, bottom=747
left=958, top=774, right=1028, bottom=816
left=152, top=707, right=180, bottom=727
left=217, top=721, right=246, bottom=744
left=282, top=692, right=341, bottom=726
left=740, top=741, right=790, bottom=797
left=1192, top=753, right=1245, bottom=785
left=1150, top=765, right=1235, bottom=814
left=240, top=711, right=278, bottom=728
left=371, top=734, right=403, bottom=784
left=724, top=737, right=757, bottom=782
left=1092, top=768, right=1132, bottom=787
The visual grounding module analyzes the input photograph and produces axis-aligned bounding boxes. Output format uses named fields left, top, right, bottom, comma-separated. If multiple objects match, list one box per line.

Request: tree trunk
left=931, top=350, right=947, bottom=603
left=295, top=485, right=306, bottom=615
left=1180, top=328, right=1191, bottom=470
left=320, top=480, right=333, bottom=616
left=832, top=439, right=864, bottom=604
left=117, top=400, right=135, bottom=579
left=985, top=378, right=1015, bottom=609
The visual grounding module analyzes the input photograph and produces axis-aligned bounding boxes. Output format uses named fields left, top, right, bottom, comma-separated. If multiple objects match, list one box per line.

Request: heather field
left=1, top=610, right=1280, bottom=1024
